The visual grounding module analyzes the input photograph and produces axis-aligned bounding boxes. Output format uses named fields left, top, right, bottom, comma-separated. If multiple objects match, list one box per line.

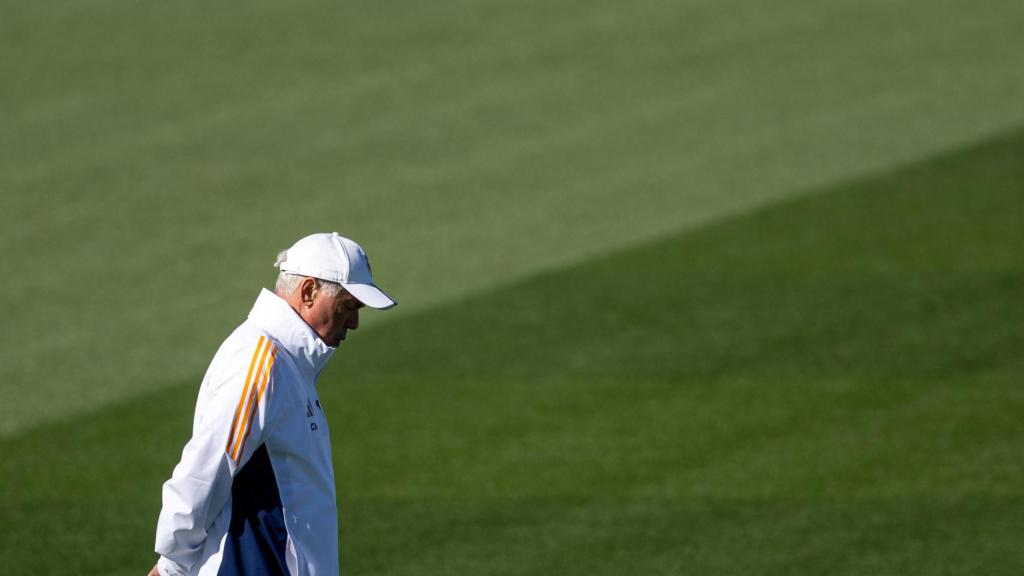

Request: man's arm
left=153, top=335, right=279, bottom=575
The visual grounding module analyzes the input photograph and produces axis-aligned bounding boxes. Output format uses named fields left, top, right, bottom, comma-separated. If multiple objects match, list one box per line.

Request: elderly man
left=149, top=232, right=395, bottom=576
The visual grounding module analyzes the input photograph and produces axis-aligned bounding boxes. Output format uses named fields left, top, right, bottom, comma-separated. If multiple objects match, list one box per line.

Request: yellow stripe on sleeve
left=232, top=346, right=278, bottom=463
left=225, top=336, right=269, bottom=457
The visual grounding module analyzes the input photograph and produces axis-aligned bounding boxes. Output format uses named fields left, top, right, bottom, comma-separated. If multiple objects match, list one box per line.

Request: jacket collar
left=247, top=289, right=335, bottom=383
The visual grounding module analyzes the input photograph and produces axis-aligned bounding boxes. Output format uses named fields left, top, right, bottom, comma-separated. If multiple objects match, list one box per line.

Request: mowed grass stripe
left=5, top=0, right=1024, bottom=436
left=3, top=125, right=1022, bottom=575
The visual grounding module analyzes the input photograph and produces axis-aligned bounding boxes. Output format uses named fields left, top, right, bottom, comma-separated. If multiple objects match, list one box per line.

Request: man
left=149, top=232, right=396, bottom=576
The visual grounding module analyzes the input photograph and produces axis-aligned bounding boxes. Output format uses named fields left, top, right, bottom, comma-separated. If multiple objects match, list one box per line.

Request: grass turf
left=2, top=125, right=1022, bottom=575
left=4, top=0, right=1024, bottom=434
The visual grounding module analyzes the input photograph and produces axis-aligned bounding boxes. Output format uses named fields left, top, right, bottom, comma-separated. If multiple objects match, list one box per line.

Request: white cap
left=276, top=232, right=396, bottom=310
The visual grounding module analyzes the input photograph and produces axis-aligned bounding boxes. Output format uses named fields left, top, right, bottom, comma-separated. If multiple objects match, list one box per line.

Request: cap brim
left=343, top=283, right=397, bottom=310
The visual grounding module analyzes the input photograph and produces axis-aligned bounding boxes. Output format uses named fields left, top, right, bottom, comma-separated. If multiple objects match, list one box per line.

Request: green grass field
left=2, top=0, right=1024, bottom=574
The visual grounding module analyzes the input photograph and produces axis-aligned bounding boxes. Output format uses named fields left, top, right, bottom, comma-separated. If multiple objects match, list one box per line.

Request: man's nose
left=347, top=309, right=359, bottom=330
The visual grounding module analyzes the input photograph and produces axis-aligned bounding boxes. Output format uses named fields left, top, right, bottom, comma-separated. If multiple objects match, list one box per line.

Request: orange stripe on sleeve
left=232, top=346, right=277, bottom=462
left=226, top=336, right=269, bottom=456
left=230, top=341, right=273, bottom=462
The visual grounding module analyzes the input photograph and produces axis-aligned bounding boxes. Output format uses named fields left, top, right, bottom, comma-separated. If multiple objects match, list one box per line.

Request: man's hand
left=147, top=564, right=160, bottom=576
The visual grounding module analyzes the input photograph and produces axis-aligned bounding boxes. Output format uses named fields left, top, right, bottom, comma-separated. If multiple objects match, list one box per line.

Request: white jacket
left=156, top=289, right=340, bottom=576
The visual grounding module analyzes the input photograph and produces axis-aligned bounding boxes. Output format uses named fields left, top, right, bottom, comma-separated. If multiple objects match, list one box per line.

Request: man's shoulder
left=203, top=323, right=282, bottom=391
left=213, top=322, right=273, bottom=359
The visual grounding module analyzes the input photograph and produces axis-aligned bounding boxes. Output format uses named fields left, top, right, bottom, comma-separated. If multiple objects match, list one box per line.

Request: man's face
left=308, top=286, right=363, bottom=346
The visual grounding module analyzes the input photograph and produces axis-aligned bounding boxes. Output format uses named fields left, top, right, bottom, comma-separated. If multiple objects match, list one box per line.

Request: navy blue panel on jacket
left=219, top=444, right=289, bottom=576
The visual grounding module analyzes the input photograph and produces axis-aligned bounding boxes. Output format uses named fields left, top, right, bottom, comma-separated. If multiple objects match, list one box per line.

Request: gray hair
left=273, top=250, right=345, bottom=298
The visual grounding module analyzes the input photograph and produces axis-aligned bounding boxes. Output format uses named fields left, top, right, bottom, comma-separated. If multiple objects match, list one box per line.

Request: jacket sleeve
left=154, top=334, right=281, bottom=575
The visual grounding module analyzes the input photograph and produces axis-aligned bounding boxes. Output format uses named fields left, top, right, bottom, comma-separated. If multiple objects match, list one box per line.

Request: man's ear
left=299, top=277, right=318, bottom=308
